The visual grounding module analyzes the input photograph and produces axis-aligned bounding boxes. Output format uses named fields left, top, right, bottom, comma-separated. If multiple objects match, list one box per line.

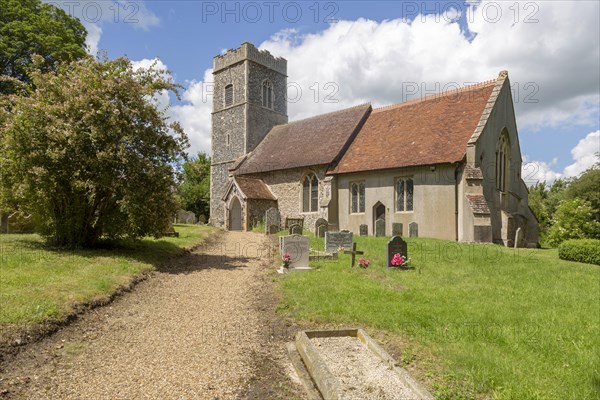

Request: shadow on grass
left=1, top=230, right=275, bottom=275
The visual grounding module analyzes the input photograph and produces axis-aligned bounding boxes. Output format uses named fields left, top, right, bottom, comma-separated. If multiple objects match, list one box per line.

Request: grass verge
left=0, top=224, right=216, bottom=340
left=276, top=234, right=600, bottom=399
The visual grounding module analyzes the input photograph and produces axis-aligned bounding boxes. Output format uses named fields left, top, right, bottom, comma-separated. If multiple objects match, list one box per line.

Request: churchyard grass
left=0, top=224, right=215, bottom=326
left=277, top=234, right=600, bottom=399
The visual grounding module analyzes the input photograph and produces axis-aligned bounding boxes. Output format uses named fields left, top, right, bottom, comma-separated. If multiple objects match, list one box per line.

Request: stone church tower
left=210, top=42, right=288, bottom=226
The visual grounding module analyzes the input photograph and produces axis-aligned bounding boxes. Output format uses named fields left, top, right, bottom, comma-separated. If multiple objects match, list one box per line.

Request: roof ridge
left=373, top=79, right=496, bottom=113
left=283, top=103, right=371, bottom=126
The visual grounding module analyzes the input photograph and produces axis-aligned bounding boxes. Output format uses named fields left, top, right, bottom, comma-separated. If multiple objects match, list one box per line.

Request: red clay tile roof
left=466, top=194, right=491, bottom=215
left=235, top=104, right=371, bottom=175
left=234, top=177, right=276, bottom=200
left=329, top=82, right=495, bottom=174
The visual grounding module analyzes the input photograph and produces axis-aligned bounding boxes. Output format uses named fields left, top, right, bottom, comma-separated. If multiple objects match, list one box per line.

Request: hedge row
left=558, top=239, right=600, bottom=265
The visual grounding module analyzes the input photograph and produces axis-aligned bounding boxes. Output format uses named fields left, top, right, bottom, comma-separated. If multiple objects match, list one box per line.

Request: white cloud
left=130, top=58, right=171, bottom=113
left=564, top=130, right=600, bottom=177
left=521, top=156, right=563, bottom=186
left=84, top=23, right=102, bottom=56
left=170, top=69, right=214, bottom=156
left=163, top=1, right=600, bottom=158
left=522, top=130, right=600, bottom=185
left=128, top=58, right=214, bottom=155
left=256, top=1, right=599, bottom=127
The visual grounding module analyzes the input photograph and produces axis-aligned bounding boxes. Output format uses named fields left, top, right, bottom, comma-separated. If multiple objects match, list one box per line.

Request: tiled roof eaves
left=467, top=71, right=507, bottom=146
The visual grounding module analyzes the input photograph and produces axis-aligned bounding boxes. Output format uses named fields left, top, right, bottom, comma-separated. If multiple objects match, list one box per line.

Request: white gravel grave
left=311, top=336, right=421, bottom=400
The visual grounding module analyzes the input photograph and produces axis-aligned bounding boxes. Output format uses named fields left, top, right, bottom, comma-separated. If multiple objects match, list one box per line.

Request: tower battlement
left=213, top=42, right=287, bottom=75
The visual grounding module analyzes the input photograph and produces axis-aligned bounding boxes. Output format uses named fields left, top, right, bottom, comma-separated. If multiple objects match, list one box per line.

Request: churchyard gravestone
left=198, top=214, right=207, bottom=224
left=514, top=227, right=523, bottom=248
left=279, top=235, right=310, bottom=271
left=409, top=222, right=418, bottom=237
left=392, top=222, right=403, bottom=236
left=387, top=236, right=408, bottom=269
left=325, top=231, right=354, bottom=252
left=375, top=219, right=385, bottom=237
left=285, top=217, right=304, bottom=231
left=344, top=242, right=364, bottom=268
left=267, top=224, right=279, bottom=234
left=265, top=207, right=280, bottom=233
left=289, top=224, right=303, bottom=235
left=163, top=225, right=180, bottom=238
left=176, top=209, right=197, bottom=224
left=359, top=224, right=368, bottom=236
left=315, top=218, right=328, bottom=237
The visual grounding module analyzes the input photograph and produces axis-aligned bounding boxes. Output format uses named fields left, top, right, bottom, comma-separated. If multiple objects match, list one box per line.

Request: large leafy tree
left=179, top=152, right=211, bottom=221
left=1, top=56, right=188, bottom=247
left=546, top=198, right=600, bottom=246
left=565, top=161, right=600, bottom=221
left=528, top=178, right=568, bottom=241
left=0, top=0, right=87, bottom=93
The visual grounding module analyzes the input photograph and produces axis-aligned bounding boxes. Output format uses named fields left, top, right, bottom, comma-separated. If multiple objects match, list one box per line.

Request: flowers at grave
left=358, top=258, right=370, bottom=269
left=282, top=252, right=291, bottom=269
left=391, top=253, right=411, bottom=268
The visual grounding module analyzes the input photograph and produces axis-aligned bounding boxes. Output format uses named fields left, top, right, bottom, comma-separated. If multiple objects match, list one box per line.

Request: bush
left=558, top=239, right=600, bottom=265
left=546, top=198, right=600, bottom=246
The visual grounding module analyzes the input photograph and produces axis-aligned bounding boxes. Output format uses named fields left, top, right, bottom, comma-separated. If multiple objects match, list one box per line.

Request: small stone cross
left=344, top=242, right=364, bottom=268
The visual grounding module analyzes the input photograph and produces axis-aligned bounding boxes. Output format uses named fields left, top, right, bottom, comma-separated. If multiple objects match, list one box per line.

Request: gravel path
left=0, top=231, right=304, bottom=399
left=312, top=336, right=420, bottom=400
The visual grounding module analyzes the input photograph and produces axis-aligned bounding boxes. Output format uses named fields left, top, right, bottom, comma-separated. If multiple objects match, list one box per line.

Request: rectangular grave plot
left=295, top=329, right=434, bottom=400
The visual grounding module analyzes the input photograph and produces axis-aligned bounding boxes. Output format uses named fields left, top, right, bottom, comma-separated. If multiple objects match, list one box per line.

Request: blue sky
left=51, top=0, right=600, bottom=184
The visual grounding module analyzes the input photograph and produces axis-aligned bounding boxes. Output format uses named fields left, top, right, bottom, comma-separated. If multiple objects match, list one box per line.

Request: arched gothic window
left=224, top=84, right=234, bottom=107
left=262, top=80, right=273, bottom=109
left=496, top=132, right=510, bottom=192
left=302, top=174, right=319, bottom=212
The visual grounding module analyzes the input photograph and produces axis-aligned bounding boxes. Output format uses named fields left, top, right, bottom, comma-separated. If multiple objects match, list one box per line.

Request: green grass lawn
left=277, top=234, right=600, bottom=399
left=0, top=224, right=216, bottom=327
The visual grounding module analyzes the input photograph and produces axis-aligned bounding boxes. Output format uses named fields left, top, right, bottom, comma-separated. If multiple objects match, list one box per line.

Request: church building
left=210, top=42, right=538, bottom=247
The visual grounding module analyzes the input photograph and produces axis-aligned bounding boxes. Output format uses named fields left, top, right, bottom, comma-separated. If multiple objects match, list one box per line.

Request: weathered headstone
left=198, top=214, right=207, bottom=224
left=409, top=222, right=418, bottom=238
left=315, top=218, right=328, bottom=237
left=375, top=219, right=385, bottom=237
left=289, top=224, right=303, bottom=235
left=285, top=217, right=304, bottom=230
left=514, top=227, right=523, bottom=248
left=265, top=207, right=280, bottom=232
left=359, top=224, right=368, bottom=236
left=267, top=224, right=279, bottom=234
left=325, top=231, right=353, bottom=252
left=176, top=209, right=197, bottom=224
left=387, top=236, right=408, bottom=269
left=392, top=223, right=403, bottom=237
left=280, top=235, right=310, bottom=270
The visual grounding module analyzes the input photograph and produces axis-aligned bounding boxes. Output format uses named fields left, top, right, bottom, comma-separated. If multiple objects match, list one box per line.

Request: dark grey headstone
left=387, top=236, right=408, bottom=268
left=325, top=231, right=353, bottom=252
left=265, top=207, right=280, bottom=232
left=392, top=223, right=403, bottom=237
left=409, top=222, right=418, bottom=238
left=267, top=224, right=279, bottom=234
left=359, top=224, right=368, bottom=236
left=289, top=224, right=302, bottom=235
left=315, top=218, right=328, bottom=237
left=375, top=219, right=385, bottom=237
